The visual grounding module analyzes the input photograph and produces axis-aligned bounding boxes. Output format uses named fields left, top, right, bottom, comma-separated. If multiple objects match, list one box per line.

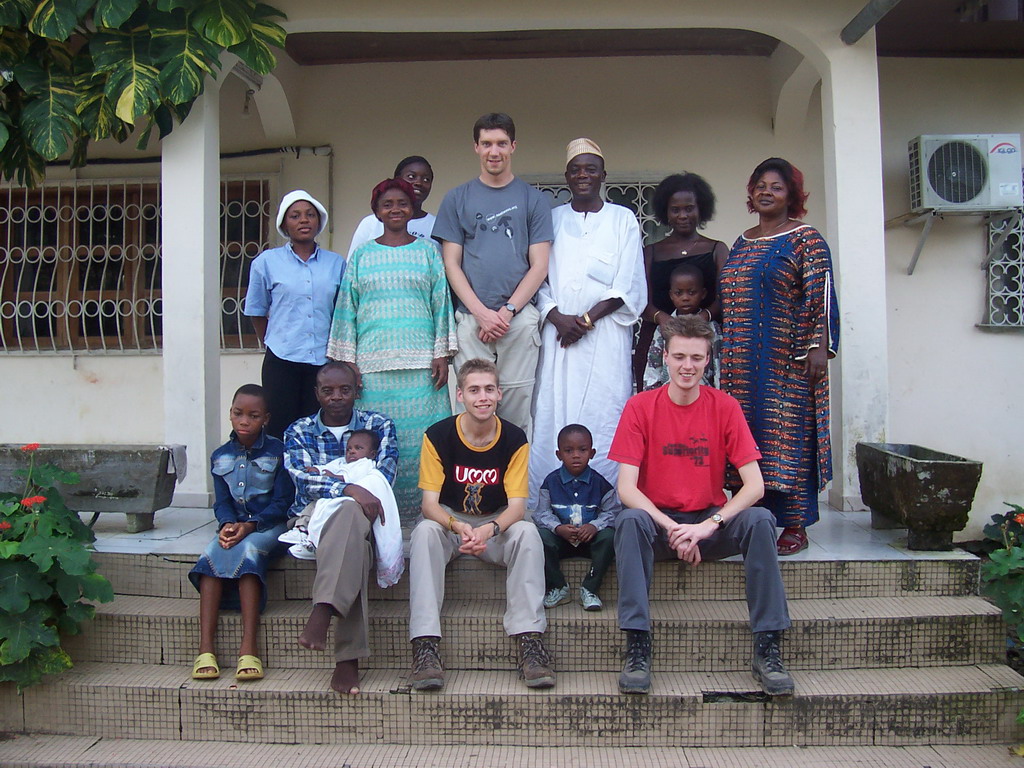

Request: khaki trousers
left=408, top=507, right=546, bottom=640
left=453, top=303, right=540, bottom=437
left=309, top=499, right=373, bottom=661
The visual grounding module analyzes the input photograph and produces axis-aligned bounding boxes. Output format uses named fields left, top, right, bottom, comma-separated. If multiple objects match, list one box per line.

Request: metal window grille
left=0, top=176, right=272, bottom=353
left=985, top=212, right=1024, bottom=327
left=534, top=180, right=667, bottom=244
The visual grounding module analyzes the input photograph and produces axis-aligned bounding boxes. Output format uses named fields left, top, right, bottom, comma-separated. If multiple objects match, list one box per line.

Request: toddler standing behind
left=644, top=262, right=721, bottom=389
left=533, top=424, right=621, bottom=611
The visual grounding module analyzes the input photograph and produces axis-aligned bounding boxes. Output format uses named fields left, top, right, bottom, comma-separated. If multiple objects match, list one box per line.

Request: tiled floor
left=88, top=503, right=979, bottom=562
left=2, top=735, right=1024, bottom=768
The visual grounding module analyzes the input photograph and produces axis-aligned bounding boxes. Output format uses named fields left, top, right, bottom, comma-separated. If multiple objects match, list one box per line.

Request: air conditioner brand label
left=990, top=142, right=1018, bottom=155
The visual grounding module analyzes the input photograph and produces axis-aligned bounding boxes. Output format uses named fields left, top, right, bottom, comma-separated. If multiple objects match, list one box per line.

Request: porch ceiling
left=875, top=0, right=1024, bottom=57
left=284, top=28, right=780, bottom=65
left=284, top=3, right=1024, bottom=65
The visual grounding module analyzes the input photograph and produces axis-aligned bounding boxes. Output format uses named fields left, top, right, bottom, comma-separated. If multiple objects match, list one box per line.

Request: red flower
left=20, top=495, right=46, bottom=508
left=1014, top=513, right=1024, bottom=525
left=0, top=520, right=10, bottom=530
left=20, top=443, right=40, bottom=452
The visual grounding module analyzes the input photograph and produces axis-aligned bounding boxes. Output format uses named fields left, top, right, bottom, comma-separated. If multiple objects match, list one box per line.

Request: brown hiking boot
left=410, top=636, right=444, bottom=691
left=516, top=632, right=555, bottom=688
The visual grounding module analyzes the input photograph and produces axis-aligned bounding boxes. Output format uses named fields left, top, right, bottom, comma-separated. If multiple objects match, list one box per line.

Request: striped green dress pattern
left=327, top=239, right=457, bottom=527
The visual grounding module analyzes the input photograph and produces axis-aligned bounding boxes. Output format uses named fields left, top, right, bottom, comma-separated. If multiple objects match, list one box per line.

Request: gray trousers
left=453, top=303, right=540, bottom=437
left=408, top=509, right=547, bottom=640
left=614, top=506, right=791, bottom=634
left=309, top=499, right=373, bottom=661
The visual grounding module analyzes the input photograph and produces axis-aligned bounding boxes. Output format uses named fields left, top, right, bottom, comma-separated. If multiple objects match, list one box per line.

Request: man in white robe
left=530, top=139, right=647, bottom=503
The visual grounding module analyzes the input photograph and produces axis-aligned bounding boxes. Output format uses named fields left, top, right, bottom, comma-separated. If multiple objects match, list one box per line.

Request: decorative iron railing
left=0, top=176, right=273, bottom=353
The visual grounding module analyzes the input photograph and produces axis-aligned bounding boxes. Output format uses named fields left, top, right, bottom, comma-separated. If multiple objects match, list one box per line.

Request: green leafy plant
left=0, top=0, right=287, bottom=186
left=981, top=502, right=1024, bottom=648
left=0, top=443, right=114, bottom=691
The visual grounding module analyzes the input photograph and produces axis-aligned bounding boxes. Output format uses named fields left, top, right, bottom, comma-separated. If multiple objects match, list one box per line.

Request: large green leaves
left=27, top=0, right=92, bottom=41
left=94, top=0, right=141, bottom=29
left=0, top=645, right=71, bottom=689
left=0, top=0, right=288, bottom=185
left=228, top=3, right=284, bottom=74
left=190, top=0, right=253, bottom=47
left=13, top=57, right=78, bottom=159
left=0, top=560, right=51, bottom=614
left=91, top=29, right=161, bottom=124
left=150, top=10, right=220, bottom=103
left=0, top=29, right=31, bottom=67
left=0, top=0, right=38, bottom=29
left=0, top=604, right=59, bottom=664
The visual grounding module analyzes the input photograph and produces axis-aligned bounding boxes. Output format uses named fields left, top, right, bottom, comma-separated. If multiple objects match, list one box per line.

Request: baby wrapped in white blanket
left=306, top=456, right=404, bottom=589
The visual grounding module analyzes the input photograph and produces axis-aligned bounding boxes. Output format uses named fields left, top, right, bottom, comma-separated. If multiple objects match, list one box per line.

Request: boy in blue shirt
left=533, top=424, right=621, bottom=611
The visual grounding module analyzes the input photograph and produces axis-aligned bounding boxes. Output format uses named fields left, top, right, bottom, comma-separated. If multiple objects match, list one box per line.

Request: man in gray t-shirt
left=433, top=113, right=553, bottom=435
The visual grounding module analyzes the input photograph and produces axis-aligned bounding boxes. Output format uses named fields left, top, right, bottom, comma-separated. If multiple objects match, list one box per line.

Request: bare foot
left=298, top=603, right=334, bottom=651
left=331, top=659, right=360, bottom=694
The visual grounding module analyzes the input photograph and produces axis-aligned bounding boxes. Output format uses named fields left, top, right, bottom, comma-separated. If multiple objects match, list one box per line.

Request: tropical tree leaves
left=0, top=0, right=288, bottom=186
left=93, top=0, right=141, bottom=29
left=27, top=0, right=92, bottom=41
left=228, top=3, right=286, bottom=75
left=150, top=11, right=220, bottom=103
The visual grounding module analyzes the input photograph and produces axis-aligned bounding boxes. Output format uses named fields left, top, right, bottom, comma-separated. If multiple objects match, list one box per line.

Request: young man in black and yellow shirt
left=408, top=358, right=553, bottom=691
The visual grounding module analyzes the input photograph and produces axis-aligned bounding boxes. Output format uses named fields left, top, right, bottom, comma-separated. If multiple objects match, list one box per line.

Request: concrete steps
left=3, top=662, right=1021, bottom=747
left=2, top=547, right=1022, bottom=757
left=93, top=550, right=984, bottom=602
left=62, top=594, right=1005, bottom=672
left=3, top=735, right=1024, bottom=768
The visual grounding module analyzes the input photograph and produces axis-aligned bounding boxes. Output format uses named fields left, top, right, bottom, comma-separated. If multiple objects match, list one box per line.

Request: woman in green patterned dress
left=328, top=178, right=457, bottom=528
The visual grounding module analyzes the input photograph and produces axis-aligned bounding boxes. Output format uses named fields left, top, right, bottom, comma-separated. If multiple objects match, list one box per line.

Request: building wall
left=879, top=58, right=1024, bottom=538
left=3, top=53, right=823, bottom=441
left=3, top=51, right=1022, bottom=538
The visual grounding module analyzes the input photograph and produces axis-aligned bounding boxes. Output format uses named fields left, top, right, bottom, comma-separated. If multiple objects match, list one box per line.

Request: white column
left=161, top=87, right=221, bottom=507
left=819, top=34, right=889, bottom=510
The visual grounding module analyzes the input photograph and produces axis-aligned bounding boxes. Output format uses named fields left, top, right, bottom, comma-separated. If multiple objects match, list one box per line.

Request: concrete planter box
left=0, top=444, right=182, bottom=533
left=855, top=442, right=983, bottom=551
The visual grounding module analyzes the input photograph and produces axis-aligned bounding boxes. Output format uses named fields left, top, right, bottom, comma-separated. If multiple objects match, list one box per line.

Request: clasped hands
left=664, top=518, right=718, bottom=565
left=554, top=523, right=598, bottom=547
left=548, top=309, right=591, bottom=348
left=218, top=520, right=256, bottom=549
left=474, top=306, right=513, bottom=343
left=455, top=519, right=496, bottom=555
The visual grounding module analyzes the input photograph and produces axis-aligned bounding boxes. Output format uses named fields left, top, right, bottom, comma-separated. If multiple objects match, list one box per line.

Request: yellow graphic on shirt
left=464, top=483, right=484, bottom=515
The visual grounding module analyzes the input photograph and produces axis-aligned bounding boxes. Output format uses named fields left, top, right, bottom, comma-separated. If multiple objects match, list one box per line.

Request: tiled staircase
left=1, top=543, right=1023, bottom=766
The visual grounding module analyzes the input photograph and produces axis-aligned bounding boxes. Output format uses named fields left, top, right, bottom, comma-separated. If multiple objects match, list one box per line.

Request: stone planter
left=0, top=444, right=182, bottom=533
left=855, top=442, right=983, bottom=551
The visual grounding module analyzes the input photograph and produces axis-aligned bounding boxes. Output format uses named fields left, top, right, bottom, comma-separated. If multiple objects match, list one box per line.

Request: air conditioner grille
left=927, top=140, right=987, bottom=204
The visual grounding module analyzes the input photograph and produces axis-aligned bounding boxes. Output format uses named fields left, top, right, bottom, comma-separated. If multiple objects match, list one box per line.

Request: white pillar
left=819, top=33, right=889, bottom=510
left=161, top=88, right=221, bottom=507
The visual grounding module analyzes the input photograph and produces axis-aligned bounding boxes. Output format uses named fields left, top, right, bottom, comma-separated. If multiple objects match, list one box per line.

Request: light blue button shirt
left=244, top=243, right=346, bottom=364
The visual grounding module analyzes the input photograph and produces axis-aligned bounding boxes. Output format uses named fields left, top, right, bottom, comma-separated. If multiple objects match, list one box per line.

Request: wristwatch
left=491, top=521, right=502, bottom=537
left=710, top=513, right=725, bottom=527
left=503, top=302, right=517, bottom=316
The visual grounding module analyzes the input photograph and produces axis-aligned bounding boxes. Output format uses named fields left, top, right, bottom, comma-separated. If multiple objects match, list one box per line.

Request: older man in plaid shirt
left=283, top=361, right=398, bottom=694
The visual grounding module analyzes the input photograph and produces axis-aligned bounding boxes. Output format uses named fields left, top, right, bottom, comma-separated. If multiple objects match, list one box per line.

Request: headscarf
left=370, top=177, right=418, bottom=215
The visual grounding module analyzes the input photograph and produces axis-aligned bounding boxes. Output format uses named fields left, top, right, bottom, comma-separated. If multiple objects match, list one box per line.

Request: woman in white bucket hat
left=244, top=190, right=345, bottom=437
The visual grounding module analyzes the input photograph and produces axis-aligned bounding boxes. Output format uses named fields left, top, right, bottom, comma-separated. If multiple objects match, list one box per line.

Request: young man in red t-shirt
left=608, top=315, right=793, bottom=696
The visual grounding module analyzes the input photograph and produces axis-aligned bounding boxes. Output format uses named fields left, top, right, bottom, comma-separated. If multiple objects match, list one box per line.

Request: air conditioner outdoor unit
left=909, top=133, right=1022, bottom=213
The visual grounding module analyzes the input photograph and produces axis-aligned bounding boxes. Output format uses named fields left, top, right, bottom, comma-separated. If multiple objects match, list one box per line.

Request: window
left=0, top=176, right=272, bottom=353
left=533, top=180, right=668, bottom=245
left=983, top=211, right=1024, bottom=329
